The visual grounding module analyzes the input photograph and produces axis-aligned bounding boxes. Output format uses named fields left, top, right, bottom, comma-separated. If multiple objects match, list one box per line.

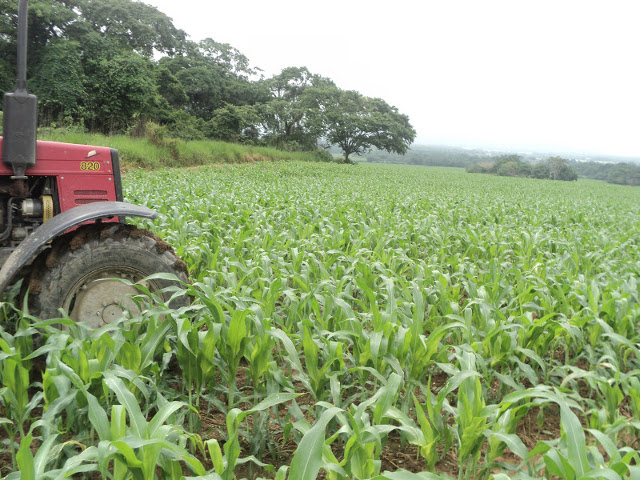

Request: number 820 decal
left=80, top=161, right=101, bottom=171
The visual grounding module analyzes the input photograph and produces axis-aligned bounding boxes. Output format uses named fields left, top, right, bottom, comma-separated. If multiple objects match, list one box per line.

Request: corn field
left=1, top=162, right=639, bottom=479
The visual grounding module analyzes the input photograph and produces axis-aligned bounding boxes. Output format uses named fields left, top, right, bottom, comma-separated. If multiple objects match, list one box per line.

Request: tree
left=84, top=51, right=156, bottom=132
left=466, top=163, right=489, bottom=174
left=320, top=88, right=415, bottom=163
left=531, top=162, right=551, bottom=179
left=175, top=65, right=224, bottom=119
left=31, top=41, right=86, bottom=122
left=548, top=156, right=578, bottom=181
left=257, top=66, right=335, bottom=150
left=199, top=38, right=259, bottom=79
left=155, top=66, right=188, bottom=109
left=497, top=161, right=531, bottom=177
left=489, top=155, right=522, bottom=174
left=76, top=0, right=186, bottom=56
left=605, top=164, right=640, bottom=186
left=207, top=103, right=261, bottom=142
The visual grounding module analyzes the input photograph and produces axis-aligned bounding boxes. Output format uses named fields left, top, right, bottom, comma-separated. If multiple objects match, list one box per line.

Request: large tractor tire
left=27, top=223, right=188, bottom=325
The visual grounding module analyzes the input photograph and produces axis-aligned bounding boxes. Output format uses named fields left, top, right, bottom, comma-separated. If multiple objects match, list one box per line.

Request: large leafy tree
left=258, top=66, right=335, bottom=150
left=320, top=88, right=415, bottom=163
left=159, top=40, right=267, bottom=123
left=31, top=41, right=86, bottom=121
left=199, top=38, right=259, bottom=79
left=84, top=51, right=156, bottom=132
left=548, top=156, right=578, bottom=181
left=175, top=65, right=225, bottom=119
left=75, top=0, right=186, bottom=56
left=0, top=0, right=80, bottom=90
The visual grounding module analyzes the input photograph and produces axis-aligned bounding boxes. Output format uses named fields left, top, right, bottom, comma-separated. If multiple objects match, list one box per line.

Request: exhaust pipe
left=2, top=0, right=37, bottom=179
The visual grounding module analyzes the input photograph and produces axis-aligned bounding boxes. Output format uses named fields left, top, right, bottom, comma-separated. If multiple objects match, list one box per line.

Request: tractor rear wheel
left=27, top=223, right=188, bottom=325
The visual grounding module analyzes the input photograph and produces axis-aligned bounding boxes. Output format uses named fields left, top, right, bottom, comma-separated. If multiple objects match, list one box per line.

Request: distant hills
left=352, top=144, right=640, bottom=166
left=333, top=144, right=640, bottom=186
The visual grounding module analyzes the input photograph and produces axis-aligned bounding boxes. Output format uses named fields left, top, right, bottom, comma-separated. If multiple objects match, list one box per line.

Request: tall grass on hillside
left=38, top=126, right=332, bottom=168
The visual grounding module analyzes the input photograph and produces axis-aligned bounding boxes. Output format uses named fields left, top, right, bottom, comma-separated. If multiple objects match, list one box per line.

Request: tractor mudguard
left=0, top=201, right=158, bottom=293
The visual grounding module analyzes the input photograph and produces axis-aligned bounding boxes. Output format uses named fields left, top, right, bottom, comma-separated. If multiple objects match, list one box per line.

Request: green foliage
left=199, top=38, right=258, bottom=79
left=531, top=162, right=551, bottom=179
left=467, top=155, right=578, bottom=183
left=569, top=160, right=640, bottom=186
left=0, top=58, right=13, bottom=94
left=207, top=104, right=261, bottom=142
left=75, top=0, right=186, bottom=56
left=2, top=163, right=640, bottom=478
left=31, top=41, right=86, bottom=121
left=605, top=163, right=640, bottom=186
left=85, top=51, right=156, bottom=133
left=548, top=156, right=578, bottom=181
left=367, top=146, right=640, bottom=187
left=165, top=110, right=207, bottom=141
left=364, top=144, right=485, bottom=167
left=497, top=161, right=531, bottom=177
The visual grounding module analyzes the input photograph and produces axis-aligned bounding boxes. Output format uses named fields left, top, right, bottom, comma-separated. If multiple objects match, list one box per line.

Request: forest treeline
left=466, top=155, right=578, bottom=181
left=366, top=146, right=640, bottom=186
left=0, top=0, right=414, bottom=162
left=567, top=160, right=640, bottom=186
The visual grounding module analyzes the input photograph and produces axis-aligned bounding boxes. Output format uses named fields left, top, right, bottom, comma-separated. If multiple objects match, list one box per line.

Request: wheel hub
left=65, top=271, right=154, bottom=328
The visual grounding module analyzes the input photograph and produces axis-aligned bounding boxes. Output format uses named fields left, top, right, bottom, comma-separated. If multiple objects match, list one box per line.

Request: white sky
left=144, top=0, right=640, bottom=157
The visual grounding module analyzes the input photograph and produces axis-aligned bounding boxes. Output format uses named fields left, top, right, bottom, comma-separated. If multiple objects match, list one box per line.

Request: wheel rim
left=62, top=267, right=160, bottom=328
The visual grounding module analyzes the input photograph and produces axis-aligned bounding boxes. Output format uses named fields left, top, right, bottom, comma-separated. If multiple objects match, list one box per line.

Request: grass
left=38, top=128, right=332, bottom=168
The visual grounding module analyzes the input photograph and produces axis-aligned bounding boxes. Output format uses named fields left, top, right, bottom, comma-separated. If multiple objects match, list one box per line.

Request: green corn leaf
left=86, top=392, right=111, bottom=441
left=268, top=329, right=305, bottom=373
left=373, top=372, right=402, bottom=424
left=559, top=401, right=588, bottom=476
left=246, top=392, right=299, bottom=416
left=580, top=467, right=624, bottom=480
left=228, top=309, right=248, bottom=357
left=16, top=434, right=35, bottom=479
left=104, top=375, right=147, bottom=438
left=288, top=406, right=342, bottom=480
left=206, top=439, right=224, bottom=474
left=586, top=429, right=621, bottom=463
left=543, top=449, right=573, bottom=479
left=139, top=321, right=171, bottom=370
left=111, top=405, right=127, bottom=440
left=484, top=431, right=528, bottom=460
left=274, top=465, right=288, bottom=480
left=111, top=439, right=144, bottom=467
left=148, top=401, right=186, bottom=436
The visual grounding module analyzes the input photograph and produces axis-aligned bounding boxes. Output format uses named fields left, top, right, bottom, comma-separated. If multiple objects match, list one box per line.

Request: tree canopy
left=0, top=0, right=415, bottom=161
left=320, top=88, right=415, bottom=163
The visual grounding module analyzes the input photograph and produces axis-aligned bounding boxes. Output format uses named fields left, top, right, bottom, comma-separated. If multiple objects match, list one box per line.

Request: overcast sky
left=144, top=0, right=640, bottom=157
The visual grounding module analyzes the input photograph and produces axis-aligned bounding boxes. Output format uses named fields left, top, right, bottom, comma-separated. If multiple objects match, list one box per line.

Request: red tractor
left=0, top=0, right=187, bottom=325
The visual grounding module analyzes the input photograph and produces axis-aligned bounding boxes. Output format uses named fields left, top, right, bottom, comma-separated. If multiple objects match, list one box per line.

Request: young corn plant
left=173, top=314, right=218, bottom=429
left=454, top=351, right=494, bottom=480
left=329, top=373, right=404, bottom=480
left=206, top=392, right=298, bottom=480
left=0, top=336, right=42, bottom=469
left=220, top=309, right=251, bottom=408
left=4, top=432, right=100, bottom=480
left=86, top=375, right=207, bottom=479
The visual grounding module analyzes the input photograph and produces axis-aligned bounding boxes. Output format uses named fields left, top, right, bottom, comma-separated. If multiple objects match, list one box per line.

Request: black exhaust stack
left=2, top=0, right=37, bottom=179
